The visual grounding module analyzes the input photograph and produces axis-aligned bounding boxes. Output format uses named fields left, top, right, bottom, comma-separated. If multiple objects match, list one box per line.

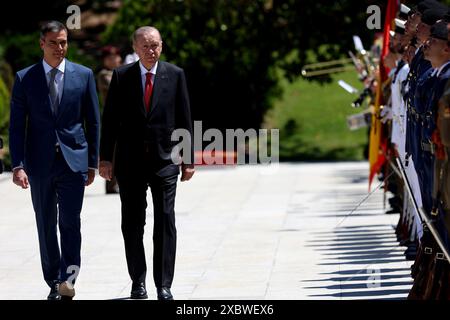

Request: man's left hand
left=181, top=164, right=195, bottom=182
left=85, top=168, right=96, bottom=186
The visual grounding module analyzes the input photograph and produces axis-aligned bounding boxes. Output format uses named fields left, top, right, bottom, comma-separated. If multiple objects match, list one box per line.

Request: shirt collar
left=42, top=58, right=65, bottom=75
left=139, top=60, right=158, bottom=76
left=436, top=60, right=450, bottom=77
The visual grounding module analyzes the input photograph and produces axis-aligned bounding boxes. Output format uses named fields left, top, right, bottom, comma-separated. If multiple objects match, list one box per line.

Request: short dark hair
left=40, top=21, right=67, bottom=40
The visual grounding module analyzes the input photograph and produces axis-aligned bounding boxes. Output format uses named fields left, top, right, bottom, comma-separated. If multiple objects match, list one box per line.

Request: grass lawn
left=264, top=70, right=369, bottom=161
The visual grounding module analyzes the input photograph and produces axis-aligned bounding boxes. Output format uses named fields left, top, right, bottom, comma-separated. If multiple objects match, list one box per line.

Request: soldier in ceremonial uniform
left=405, top=7, right=439, bottom=172
left=388, top=17, right=419, bottom=257
left=414, top=19, right=450, bottom=299
left=401, top=3, right=447, bottom=287
left=408, top=15, right=450, bottom=300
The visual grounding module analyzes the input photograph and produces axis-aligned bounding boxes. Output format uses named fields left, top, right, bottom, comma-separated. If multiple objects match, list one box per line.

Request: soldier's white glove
left=380, top=106, right=393, bottom=123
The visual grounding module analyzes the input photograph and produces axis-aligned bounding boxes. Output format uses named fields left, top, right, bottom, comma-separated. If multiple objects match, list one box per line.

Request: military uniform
left=434, top=79, right=450, bottom=236
left=420, top=62, right=450, bottom=300
left=405, top=47, right=433, bottom=167
left=392, top=58, right=423, bottom=247
left=413, top=66, right=438, bottom=213
left=403, top=47, right=432, bottom=244
left=391, top=60, right=409, bottom=162
left=429, top=60, right=450, bottom=242
left=408, top=16, right=450, bottom=299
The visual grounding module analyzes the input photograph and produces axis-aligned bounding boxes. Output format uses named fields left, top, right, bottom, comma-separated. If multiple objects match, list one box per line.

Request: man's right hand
left=99, top=161, right=113, bottom=181
left=13, top=168, right=29, bottom=189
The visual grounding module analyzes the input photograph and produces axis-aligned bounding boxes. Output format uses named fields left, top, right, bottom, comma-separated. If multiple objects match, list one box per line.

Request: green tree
left=0, top=76, right=9, bottom=133
left=0, top=75, right=10, bottom=169
left=103, top=0, right=382, bottom=130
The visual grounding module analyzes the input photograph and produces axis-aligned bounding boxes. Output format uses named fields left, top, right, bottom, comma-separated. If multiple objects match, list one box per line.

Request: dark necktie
left=144, top=72, right=153, bottom=113
left=49, top=68, right=59, bottom=115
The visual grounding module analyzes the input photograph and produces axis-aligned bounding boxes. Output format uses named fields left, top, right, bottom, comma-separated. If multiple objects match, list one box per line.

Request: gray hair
left=40, top=21, right=68, bottom=40
left=132, top=26, right=162, bottom=44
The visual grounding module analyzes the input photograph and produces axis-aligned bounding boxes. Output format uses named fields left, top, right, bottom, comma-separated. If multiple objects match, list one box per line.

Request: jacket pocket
left=75, top=132, right=86, bottom=145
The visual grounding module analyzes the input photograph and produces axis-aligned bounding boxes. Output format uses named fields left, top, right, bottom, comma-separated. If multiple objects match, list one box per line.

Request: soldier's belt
left=407, top=100, right=413, bottom=112
left=421, top=140, right=435, bottom=154
left=436, top=252, right=446, bottom=260
left=409, top=107, right=433, bottom=123
left=407, top=104, right=420, bottom=121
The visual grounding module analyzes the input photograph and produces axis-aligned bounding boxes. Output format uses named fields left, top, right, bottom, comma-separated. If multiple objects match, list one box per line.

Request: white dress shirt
left=139, top=60, right=157, bottom=96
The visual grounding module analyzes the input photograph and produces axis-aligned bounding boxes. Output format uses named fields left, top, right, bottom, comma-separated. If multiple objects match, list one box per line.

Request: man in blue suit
left=9, top=21, right=100, bottom=300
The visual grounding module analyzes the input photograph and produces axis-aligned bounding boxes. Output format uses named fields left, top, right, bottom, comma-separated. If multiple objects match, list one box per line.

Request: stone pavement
left=0, top=162, right=413, bottom=300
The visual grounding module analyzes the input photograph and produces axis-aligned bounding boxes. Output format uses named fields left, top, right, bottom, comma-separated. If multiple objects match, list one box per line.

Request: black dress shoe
left=385, top=208, right=400, bottom=214
left=157, top=287, right=173, bottom=300
left=47, top=282, right=61, bottom=300
left=399, top=239, right=413, bottom=247
left=404, top=244, right=417, bottom=260
left=130, top=282, right=148, bottom=299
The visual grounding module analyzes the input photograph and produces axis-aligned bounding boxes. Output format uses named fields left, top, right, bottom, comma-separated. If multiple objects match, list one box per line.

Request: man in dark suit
left=9, top=21, right=100, bottom=300
left=99, top=26, right=194, bottom=300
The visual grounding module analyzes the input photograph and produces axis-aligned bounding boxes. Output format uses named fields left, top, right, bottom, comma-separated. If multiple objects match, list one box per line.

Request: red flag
left=380, top=0, right=399, bottom=82
left=368, top=0, right=398, bottom=188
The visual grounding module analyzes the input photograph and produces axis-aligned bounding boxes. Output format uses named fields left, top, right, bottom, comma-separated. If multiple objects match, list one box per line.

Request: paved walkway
left=0, top=162, right=413, bottom=300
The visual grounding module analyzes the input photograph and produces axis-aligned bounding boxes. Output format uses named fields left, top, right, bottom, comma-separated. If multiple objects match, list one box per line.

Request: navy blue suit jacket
left=9, top=59, right=100, bottom=177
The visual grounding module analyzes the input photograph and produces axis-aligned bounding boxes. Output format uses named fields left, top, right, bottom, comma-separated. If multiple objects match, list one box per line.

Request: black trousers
left=117, top=170, right=178, bottom=288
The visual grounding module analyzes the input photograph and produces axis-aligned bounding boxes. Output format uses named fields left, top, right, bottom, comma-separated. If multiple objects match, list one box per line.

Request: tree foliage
left=0, top=76, right=9, bottom=132
left=0, top=0, right=386, bottom=130
left=103, top=0, right=382, bottom=129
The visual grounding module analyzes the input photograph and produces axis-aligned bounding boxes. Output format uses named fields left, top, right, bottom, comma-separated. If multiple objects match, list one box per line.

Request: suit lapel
left=130, top=62, right=147, bottom=117
left=148, top=61, right=168, bottom=118
left=34, top=62, right=54, bottom=118
left=56, top=60, right=80, bottom=121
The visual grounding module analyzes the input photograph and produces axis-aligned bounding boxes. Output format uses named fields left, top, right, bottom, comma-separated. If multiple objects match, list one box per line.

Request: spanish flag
left=368, top=0, right=398, bottom=188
